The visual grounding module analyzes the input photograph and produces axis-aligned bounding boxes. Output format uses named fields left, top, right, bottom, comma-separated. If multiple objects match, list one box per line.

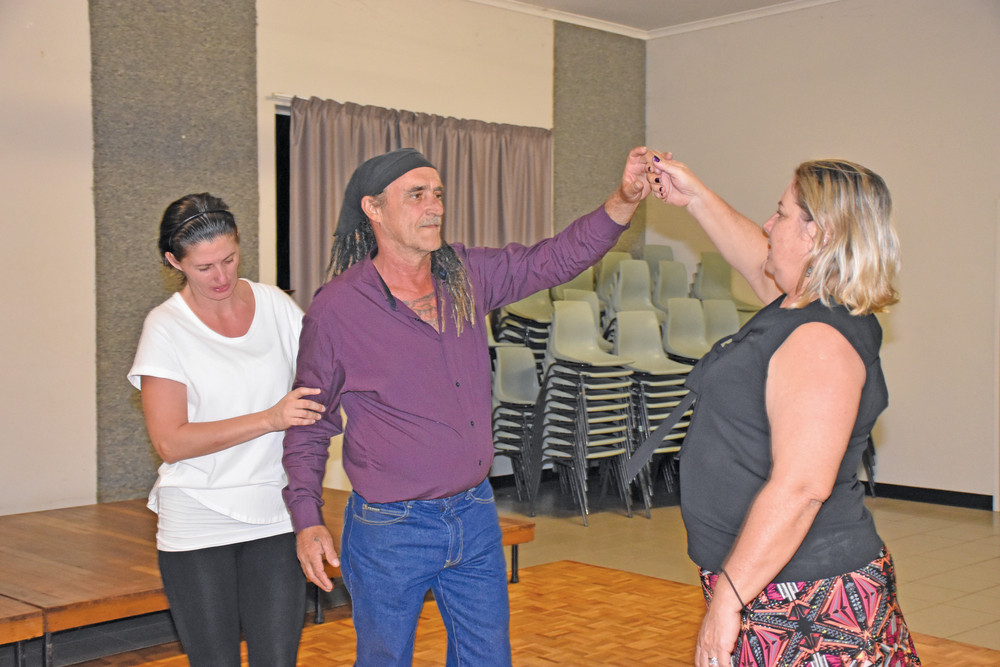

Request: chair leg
left=511, top=453, right=527, bottom=502
left=558, top=460, right=589, bottom=526
left=612, top=456, right=634, bottom=519
left=636, top=466, right=653, bottom=519
left=661, top=453, right=680, bottom=496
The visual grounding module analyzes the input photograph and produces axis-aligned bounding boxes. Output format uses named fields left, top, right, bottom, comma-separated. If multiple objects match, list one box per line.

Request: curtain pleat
left=288, top=96, right=552, bottom=308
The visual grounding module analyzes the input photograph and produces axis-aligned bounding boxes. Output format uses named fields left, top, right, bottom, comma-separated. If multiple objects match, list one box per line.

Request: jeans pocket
left=354, top=500, right=410, bottom=525
left=469, top=480, right=496, bottom=504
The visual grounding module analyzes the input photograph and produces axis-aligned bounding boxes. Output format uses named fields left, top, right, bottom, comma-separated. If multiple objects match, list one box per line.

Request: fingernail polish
left=653, top=155, right=660, bottom=162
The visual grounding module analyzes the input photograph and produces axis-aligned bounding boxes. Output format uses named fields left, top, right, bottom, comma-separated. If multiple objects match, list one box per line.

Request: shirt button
left=470, top=420, right=475, bottom=427
left=455, top=381, right=460, bottom=387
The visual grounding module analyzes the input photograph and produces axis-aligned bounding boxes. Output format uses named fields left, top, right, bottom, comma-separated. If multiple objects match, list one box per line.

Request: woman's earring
left=805, top=265, right=814, bottom=277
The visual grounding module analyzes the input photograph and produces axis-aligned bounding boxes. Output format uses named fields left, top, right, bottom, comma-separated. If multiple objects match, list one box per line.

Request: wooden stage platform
left=90, top=560, right=1000, bottom=666
left=0, top=489, right=533, bottom=666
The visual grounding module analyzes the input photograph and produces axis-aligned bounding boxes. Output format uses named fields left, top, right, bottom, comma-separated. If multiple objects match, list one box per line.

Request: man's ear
left=361, top=195, right=380, bottom=224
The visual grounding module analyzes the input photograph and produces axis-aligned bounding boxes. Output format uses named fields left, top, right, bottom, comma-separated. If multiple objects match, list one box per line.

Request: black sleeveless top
left=679, top=295, right=886, bottom=582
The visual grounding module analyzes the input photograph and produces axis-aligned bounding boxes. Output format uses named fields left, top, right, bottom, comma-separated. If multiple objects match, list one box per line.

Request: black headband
left=336, top=148, right=436, bottom=236
left=169, top=208, right=231, bottom=250
left=179, top=208, right=229, bottom=227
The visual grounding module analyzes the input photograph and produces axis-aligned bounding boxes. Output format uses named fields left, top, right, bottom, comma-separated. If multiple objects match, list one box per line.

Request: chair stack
left=549, top=266, right=594, bottom=300
left=496, top=246, right=760, bottom=520
left=651, top=259, right=689, bottom=314
left=690, top=251, right=733, bottom=301
left=641, top=243, right=674, bottom=275
left=661, top=297, right=711, bottom=364
left=702, top=298, right=740, bottom=346
left=529, top=300, right=640, bottom=526
left=691, top=250, right=763, bottom=323
left=491, top=345, right=541, bottom=502
left=605, top=260, right=665, bottom=338
left=595, top=251, right=631, bottom=307
left=560, top=288, right=613, bottom=352
left=494, top=289, right=553, bottom=375
left=614, top=310, right=694, bottom=502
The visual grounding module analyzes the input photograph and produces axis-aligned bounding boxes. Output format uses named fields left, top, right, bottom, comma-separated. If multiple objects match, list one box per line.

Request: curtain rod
left=268, top=92, right=296, bottom=105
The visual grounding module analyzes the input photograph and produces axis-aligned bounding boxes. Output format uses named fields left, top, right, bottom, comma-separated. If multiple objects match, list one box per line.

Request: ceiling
left=467, top=0, right=838, bottom=37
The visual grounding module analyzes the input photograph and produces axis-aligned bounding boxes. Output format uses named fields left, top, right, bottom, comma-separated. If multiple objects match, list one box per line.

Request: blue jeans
left=340, top=478, right=512, bottom=667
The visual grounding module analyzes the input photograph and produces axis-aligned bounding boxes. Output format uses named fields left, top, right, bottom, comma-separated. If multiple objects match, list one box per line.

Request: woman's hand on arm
left=646, top=150, right=781, bottom=304
left=140, top=376, right=325, bottom=463
left=695, top=322, right=865, bottom=663
left=263, top=386, right=327, bottom=431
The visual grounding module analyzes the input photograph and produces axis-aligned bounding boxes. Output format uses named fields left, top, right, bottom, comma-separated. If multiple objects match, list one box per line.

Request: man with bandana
left=282, top=146, right=653, bottom=666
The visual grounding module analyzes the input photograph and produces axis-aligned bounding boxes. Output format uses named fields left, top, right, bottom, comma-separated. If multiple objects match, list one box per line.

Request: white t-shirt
left=128, top=280, right=303, bottom=550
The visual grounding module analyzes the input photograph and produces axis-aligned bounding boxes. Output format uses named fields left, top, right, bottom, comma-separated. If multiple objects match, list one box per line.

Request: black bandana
left=336, top=148, right=436, bottom=236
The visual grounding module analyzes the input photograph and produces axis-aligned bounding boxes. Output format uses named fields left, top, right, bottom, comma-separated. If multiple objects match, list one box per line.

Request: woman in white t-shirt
left=128, top=193, right=324, bottom=667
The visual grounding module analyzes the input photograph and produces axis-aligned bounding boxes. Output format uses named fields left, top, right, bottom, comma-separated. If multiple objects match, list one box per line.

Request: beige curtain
left=289, top=97, right=552, bottom=308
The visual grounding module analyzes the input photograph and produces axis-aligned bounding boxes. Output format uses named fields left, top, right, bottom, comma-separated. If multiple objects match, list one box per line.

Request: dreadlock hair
left=325, top=206, right=477, bottom=336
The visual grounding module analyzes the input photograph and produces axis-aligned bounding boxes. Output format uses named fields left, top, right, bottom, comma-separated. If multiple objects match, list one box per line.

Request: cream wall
left=0, top=1, right=97, bottom=513
left=256, top=0, right=555, bottom=284
left=646, top=0, right=1000, bottom=504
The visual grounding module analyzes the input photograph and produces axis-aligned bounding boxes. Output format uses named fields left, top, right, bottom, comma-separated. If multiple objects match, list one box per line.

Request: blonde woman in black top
left=647, top=154, right=919, bottom=667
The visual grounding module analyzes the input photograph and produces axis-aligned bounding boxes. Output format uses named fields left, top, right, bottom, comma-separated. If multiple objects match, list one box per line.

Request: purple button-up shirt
left=282, top=205, right=626, bottom=531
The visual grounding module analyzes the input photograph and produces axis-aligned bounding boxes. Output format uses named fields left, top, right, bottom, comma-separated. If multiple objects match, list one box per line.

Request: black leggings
left=158, top=532, right=306, bottom=667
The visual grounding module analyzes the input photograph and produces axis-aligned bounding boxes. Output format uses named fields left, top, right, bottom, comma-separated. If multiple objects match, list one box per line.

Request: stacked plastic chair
left=549, top=266, right=594, bottom=300
left=491, top=345, right=540, bottom=502
left=651, top=259, right=690, bottom=314
left=485, top=313, right=519, bottom=372
left=559, top=288, right=612, bottom=352
left=662, top=297, right=711, bottom=364
left=702, top=298, right=741, bottom=346
left=692, top=250, right=762, bottom=325
left=614, top=310, right=694, bottom=502
left=690, top=251, right=733, bottom=301
left=604, top=260, right=665, bottom=346
left=494, top=289, right=553, bottom=375
left=641, top=243, right=674, bottom=276
left=595, top=251, right=631, bottom=308
left=526, top=300, right=639, bottom=526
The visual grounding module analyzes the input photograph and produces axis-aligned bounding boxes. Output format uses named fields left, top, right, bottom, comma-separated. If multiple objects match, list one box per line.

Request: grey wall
left=553, top=22, right=645, bottom=251
left=90, top=0, right=259, bottom=501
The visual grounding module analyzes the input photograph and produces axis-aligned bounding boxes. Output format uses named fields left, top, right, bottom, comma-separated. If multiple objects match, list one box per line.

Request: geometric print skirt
left=700, top=548, right=921, bottom=667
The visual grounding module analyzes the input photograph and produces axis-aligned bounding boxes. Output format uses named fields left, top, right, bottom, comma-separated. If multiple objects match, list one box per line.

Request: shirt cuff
left=288, top=499, right=325, bottom=534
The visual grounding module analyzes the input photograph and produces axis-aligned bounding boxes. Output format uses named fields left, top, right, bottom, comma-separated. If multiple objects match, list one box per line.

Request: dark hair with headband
left=326, top=149, right=476, bottom=335
left=158, top=193, right=239, bottom=267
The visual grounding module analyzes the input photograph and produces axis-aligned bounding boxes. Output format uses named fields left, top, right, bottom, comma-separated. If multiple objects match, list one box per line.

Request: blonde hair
left=787, top=159, right=900, bottom=315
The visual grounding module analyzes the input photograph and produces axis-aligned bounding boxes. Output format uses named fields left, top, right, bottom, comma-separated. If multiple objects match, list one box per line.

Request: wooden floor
left=82, top=560, right=1000, bottom=666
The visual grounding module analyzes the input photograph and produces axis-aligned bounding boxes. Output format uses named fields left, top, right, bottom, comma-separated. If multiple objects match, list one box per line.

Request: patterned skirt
left=700, top=549, right=920, bottom=667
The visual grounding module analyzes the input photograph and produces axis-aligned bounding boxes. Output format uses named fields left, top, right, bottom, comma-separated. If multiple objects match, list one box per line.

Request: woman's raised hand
left=646, top=150, right=704, bottom=208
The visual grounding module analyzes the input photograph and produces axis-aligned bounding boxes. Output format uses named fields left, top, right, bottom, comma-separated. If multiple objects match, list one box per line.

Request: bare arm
left=647, top=153, right=781, bottom=304
left=140, top=375, right=325, bottom=463
left=694, top=322, right=865, bottom=665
